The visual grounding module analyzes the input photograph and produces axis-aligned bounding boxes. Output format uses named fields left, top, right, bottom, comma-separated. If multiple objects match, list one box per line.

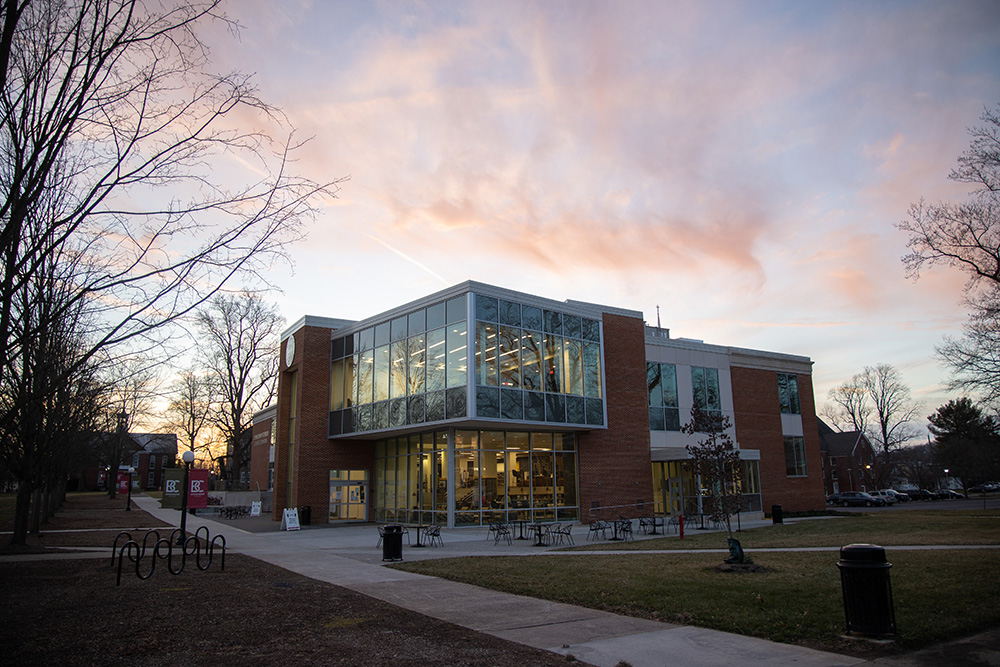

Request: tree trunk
left=29, top=486, right=42, bottom=534
left=10, top=484, right=32, bottom=545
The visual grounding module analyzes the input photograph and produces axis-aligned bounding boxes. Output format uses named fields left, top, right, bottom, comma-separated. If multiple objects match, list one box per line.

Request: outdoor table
left=644, top=515, right=663, bottom=535
left=607, top=518, right=628, bottom=541
left=511, top=519, right=530, bottom=540
left=412, top=524, right=429, bottom=547
left=531, top=523, right=548, bottom=547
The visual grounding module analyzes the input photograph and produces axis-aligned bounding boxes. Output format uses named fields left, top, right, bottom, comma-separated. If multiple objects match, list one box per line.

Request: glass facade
left=651, top=459, right=761, bottom=516
left=777, top=373, right=800, bottom=414
left=373, top=428, right=579, bottom=526
left=647, top=362, right=680, bottom=430
left=329, top=290, right=606, bottom=436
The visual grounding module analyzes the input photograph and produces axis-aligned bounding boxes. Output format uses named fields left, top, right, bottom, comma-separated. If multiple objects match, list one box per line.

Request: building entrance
left=329, top=470, right=368, bottom=522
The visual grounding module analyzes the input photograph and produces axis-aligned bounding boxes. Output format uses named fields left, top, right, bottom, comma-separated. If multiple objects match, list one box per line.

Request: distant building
left=259, top=281, right=826, bottom=526
left=817, top=418, right=878, bottom=494
left=71, top=432, right=178, bottom=491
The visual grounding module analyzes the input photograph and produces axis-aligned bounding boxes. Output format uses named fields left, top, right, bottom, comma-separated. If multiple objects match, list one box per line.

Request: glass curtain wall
left=374, top=428, right=579, bottom=526
left=651, top=459, right=761, bottom=516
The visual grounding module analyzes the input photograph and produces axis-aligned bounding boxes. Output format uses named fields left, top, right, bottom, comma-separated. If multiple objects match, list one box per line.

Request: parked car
left=906, top=489, right=935, bottom=501
left=826, top=491, right=886, bottom=507
left=934, top=489, right=965, bottom=500
left=869, top=490, right=898, bottom=505
left=887, top=489, right=911, bottom=502
left=968, top=482, right=1000, bottom=494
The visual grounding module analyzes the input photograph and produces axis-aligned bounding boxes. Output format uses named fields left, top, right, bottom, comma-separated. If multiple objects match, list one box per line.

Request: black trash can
left=771, top=504, right=783, bottom=525
left=299, top=505, right=311, bottom=526
left=837, top=543, right=896, bottom=636
left=382, top=524, right=404, bottom=562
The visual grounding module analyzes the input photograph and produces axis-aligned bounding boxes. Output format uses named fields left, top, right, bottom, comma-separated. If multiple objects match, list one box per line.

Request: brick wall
left=577, top=312, right=654, bottom=522
left=273, top=325, right=374, bottom=523
left=730, top=366, right=825, bottom=512
left=249, top=417, right=272, bottom=493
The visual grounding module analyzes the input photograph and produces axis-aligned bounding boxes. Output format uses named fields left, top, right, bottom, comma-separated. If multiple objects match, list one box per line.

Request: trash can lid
left=839, top=543, right=887, bottom=564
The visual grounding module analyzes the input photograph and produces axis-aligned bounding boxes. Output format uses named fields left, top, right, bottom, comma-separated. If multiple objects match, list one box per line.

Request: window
left=784, top=436, right=807, bottom=476
left=148, top=472, right=155, bottom=487
left=149, top=454, right=156, bottom=469
left=691, top=367, right=721, bottom=413
left=647, top=362, right=680, bottom=431
left=777, top=373, right=800, bottom=414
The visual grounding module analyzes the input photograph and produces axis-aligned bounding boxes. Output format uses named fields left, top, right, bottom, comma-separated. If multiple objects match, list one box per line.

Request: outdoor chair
left=587, top=520, right=609, bottom=541
left=486, top=519, right=504, bottom=542
left=493, top=523, right=512, bottom=546
left=426, top=524, right=444, bottom=547
left=376, top=525, right=385, bottom=548
left=551, top=523, right=574, bottom=546
left=618, top=519, right=634, bottom=542
left=666, top=516, right=680, bottom=534
left=639, top=516, right=653, bottom=534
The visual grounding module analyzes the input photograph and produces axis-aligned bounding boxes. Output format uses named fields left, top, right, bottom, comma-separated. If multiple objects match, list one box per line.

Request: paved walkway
left=7, top=498, right=1000, bottom=667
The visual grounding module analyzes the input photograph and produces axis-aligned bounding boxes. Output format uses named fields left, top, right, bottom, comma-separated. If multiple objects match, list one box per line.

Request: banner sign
left=116, top=471, right=131, bottom=495
left=161, top=469, right=184, bottom=509
left=280, top=508, right=300, bottom=531
left=188, top=469, right=209, bottom=509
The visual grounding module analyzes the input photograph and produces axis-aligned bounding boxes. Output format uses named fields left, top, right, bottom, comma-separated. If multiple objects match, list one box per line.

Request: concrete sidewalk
left=126, top=496, right=875, bottom=667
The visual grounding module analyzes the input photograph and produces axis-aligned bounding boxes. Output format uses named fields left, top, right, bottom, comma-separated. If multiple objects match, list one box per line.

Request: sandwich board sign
left=250, top=501, right=262, bottom=517
left=281, top=508, right=300, bottom=531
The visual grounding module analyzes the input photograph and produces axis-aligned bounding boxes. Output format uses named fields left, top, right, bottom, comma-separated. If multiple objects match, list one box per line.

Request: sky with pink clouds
left=205, top=0, right=1000, bottom=425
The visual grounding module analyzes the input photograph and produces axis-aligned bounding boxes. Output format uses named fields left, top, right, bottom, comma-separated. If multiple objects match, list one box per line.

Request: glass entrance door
left=329, top=470, right=368, bottom=522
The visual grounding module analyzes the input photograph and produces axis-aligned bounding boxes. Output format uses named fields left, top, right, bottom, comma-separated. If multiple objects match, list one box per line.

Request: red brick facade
left=730, top=366, right=825, bottom=512
left=577, top=313, right=654, bottom=520
left=249, top=410, right=274, bottom=493
left=273, top=325, right=373, bottom=523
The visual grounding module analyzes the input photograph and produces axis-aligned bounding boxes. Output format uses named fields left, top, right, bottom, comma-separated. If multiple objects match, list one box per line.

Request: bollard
left=836, top=544, right=896, bottom=637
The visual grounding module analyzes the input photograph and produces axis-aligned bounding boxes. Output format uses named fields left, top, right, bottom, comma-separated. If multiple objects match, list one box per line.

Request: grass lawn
left=395, top=510, right=1000, bottom=657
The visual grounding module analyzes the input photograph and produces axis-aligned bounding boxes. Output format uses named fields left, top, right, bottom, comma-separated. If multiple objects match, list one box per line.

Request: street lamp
left=125, top=466, right=135, bottom=511
left=177, top=450, right=195, bottom=545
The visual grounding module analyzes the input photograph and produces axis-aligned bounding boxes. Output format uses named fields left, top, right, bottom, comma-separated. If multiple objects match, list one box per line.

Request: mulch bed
left=1, top=494, right=585, bottom=666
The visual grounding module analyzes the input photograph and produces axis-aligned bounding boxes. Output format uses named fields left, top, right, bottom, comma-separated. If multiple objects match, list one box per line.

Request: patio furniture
left=425, top=524, right=444, bottom=547
left=587, top=520, right=609, bottom=541
left=493, top=523, right=512, bottom=546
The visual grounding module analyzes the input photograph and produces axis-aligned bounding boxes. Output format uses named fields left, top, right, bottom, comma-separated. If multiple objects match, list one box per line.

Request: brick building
left=817, top=418, right=878, bottom=494
left=261, top=281, right=825, bottom=526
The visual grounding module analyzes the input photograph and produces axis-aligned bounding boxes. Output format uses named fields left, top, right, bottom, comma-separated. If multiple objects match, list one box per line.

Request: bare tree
left=681, top=407, right=743, bottom=542
left=898, top=103, right=1000, bottom=402
left=96, top=355, right=159, bottom=498
left=0, top=0, right=343, bottom=389
left=197, top=292, right=280, bottom=489
left=161, top=368, right=213, bottom=460
left=825, top=364, right=922, bottom=488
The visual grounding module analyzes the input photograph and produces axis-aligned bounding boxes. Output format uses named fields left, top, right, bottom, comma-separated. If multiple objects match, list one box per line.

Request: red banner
left=188, top=469, right=209, bottom=508
left=116, top=471, right=130, bottom=495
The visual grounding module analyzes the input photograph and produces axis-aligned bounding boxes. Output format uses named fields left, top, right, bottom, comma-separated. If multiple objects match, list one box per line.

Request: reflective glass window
left=447, top=322, right=468, bottom=387
left=521, top=330, right=543, bottom=391
left=358, top=348, right=374, bottom=405
left=374, top=322, right=390, bottom=347
left=545, top=393, right=566, bottom=423
left=566, top=395, right=585, bottom=423
left=358, top=327, right=374, bottom=353
left=343, top=356, right=354, bottom=407
left=499, top=300, right=520, bottom=326
left=583, top=341, right=602, bottom=398
left=407, top=395, right=425, bottom=424
left=544, top=335, right=562, bottom=393
left=427, top=302, right=446, bottom=330
left=582, top=318, right=600, bottom=341
left=475, top=321, right=498, bottom=386
left=374, top=345, right=390, bottom=402
left=692, top=366, right=721, bottom=412
left=563, top=338, right=583, bottom=395
left=522, top=305, right=543, bottom=331
left=498, top=325, right=521, bottom=389
left=647, top=363, right=663, bottom=407
left=330, top=358, right=345, bottom=410
left=778, top=373, right=800, bottom=414
left=426, top=327, right=446, bottom=391
left=661, top=364, right=678, bottom=407
left=476, top=386, right=500, bottom=418
left=390, top=316, right=407, bottom=342
left=475, top=293, right=498, bottom=322
left=390, top=340, right=406, bottom=398
left=332, top=336, right=344, bottom=360
left=544, top=310, right=562, bottom=334
left=563, top=315, right=582, bottom=339
left=407, top=335, right=425, bottom=395
left=446, top=386, right=467, bottom=418
left=425, top=390, right=445, bottom=422
left=501, top=389, right=523, bottom=420
left=408, top=309, right=426, bottom=336
left=525, top=391, right=545, bottom=421
left=446, top=295, right=466, bottom=325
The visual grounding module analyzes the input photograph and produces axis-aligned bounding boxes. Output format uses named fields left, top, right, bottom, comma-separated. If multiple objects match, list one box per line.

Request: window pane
left=425, top=390, right=445, bottom=422
left=501, top=388, right=523, bottom=420
left=374, top=322, right=390, bottom=347
left=582, top=318, right=600, bottom=341
left=358, top=327, right=374, bottom=353
left=358, top=348, right=374, bottom=405
left=583, top=341, right=602, bottom=398
left=426, top=327, right=446, bottom=391
left=447, top=322, right=468, bottom=387
left=408, top=309, right=426, bottom=336
left=525, top=391, right=545, bottom=421
left=563, top=315, right=582, bottom=339
left=649, top=407, right=665, bottom=430
left=545, top=393, right=566, bottom=422
left=475, top=293, right=498, bottom=322
left=446, top=386, right=467, bottom=418
left=446, top=295, right=466, bottom=325
left=390, top=316, right=407, bottom=342
left=522, top=305, right=543, bottom=331
left=706, top=368, right=721, bottom=411
left=407, top=395, right=424, bottom=424
left=661, top=364, right=678, bottom=407
left=330, top=359, right=345, bottom=411
left=407, top=335, right=425, bottom=395
left=564, top=338, right=583, bottom=395
left=343, top=355, right=354, bottom=407
left=522, top=330, right=543, bottom=391
left=544, top=310, right=562, bottom=334
left=475, top=321, right=498, bottom=386
left=544, top=335, right=562, bottom=393
left=499, top=325, right=521, bottom=389
left=566, top=395, right=585, bottom=423
left=374, top=345, right=390, bottom=402
left=390, top=340, right=407, bottom=398
left=586, top=398, right=604, bottom=426
left=499, top=300, right=521, bottom=326
left=647, top=363, right=663, bottom=407
left=427, top=302, right=446, bottom=330
left=476, top=386, right=500, bottom=418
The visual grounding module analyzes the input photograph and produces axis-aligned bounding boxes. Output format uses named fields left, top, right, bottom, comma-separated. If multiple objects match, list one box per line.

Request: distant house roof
left=129, top=433, right=178, bottom=456
left=817, top=418, right=874, bottom=458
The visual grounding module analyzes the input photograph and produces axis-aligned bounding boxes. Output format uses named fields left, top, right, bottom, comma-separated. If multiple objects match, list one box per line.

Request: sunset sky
left=205, top=0, right=1000, bottom=422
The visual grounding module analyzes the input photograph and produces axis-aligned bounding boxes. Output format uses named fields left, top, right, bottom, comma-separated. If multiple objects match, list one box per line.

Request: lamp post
left=125, top=466, right=134, bottom=511
left=177, top=450, right=195, bottom=545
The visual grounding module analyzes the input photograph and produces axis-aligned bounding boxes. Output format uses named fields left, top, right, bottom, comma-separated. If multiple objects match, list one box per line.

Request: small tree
left=681, top=406, right=742, bottom=540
